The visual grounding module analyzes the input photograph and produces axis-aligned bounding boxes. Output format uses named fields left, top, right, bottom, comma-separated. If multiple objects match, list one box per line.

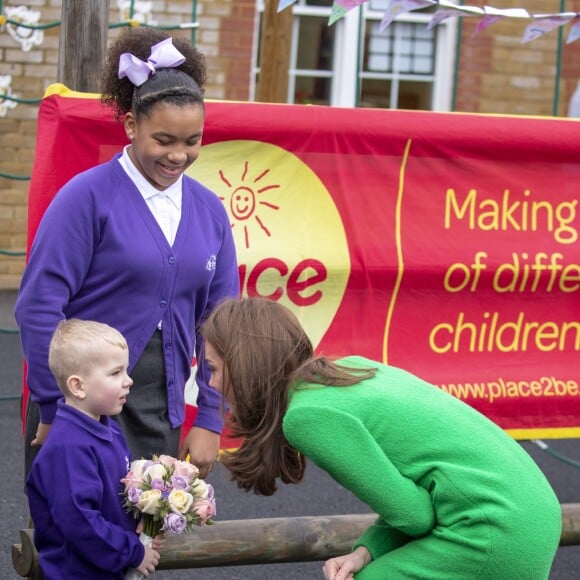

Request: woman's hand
left=178, top=426, right=220, bottom=478
left=322, top=546, right=372, bottom=580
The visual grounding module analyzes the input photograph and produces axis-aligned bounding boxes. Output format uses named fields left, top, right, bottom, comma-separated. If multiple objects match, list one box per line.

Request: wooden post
left=255, top=0, right=293, bottom=103
left=58, top=0, right=111, bottom=92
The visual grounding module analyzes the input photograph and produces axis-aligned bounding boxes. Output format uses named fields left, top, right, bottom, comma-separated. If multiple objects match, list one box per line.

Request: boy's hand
left=136, top=546, right=160, bottom=577
left=135, top=521, right=164, bottom=550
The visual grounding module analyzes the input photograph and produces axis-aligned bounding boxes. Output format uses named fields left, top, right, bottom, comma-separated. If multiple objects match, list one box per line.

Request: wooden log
left=561, top=502, right=580, bottom=546
left=11, top=529, right=37, bottom=579
left=12, top=506, right=580, bottom=576
left=157, top=514, right=376, bottom=569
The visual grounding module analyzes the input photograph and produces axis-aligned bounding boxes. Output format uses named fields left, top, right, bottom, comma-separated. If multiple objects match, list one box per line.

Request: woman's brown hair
left=201, top=297, right=376, bottom=496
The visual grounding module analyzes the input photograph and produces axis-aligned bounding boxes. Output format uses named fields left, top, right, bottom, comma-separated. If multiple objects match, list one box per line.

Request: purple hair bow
left=118, top=37, right=186, bottom=86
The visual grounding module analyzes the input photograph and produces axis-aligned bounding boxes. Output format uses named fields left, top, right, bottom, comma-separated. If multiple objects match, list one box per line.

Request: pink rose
left=173, top=460, right=199, bottom=480
left=193, top=499, right=214, bottom=524
left=121, top=470, right=144, bottom=491
left=157, top=455, right=177, bottom=468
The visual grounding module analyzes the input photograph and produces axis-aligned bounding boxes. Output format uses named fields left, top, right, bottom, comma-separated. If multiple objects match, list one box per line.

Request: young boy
left=25, top=319, right=161, bottom=579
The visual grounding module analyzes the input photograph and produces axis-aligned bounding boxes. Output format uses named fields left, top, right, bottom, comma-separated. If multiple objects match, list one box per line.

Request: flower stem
left=142, top=517, right=161, bottom=538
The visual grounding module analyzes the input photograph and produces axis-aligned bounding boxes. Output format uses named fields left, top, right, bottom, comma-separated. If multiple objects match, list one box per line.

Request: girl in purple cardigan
left=15, top=27, right=239, bottom=478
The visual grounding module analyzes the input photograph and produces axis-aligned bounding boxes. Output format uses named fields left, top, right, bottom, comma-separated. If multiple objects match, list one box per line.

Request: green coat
left=283, top=357, right=561, bottom=579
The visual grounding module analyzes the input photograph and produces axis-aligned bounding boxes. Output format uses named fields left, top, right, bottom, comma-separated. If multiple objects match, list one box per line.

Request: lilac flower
left=127, top=486, right=142, bottom=503
left=150, top=478, right=166, bottom=491
left=162, top=512, right=187, bottom=536
left=170, top=474, right=189, bottom=490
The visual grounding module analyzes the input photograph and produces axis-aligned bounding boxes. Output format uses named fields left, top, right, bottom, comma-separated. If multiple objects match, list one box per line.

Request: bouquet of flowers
left=121, top=454, right=216, bottom=579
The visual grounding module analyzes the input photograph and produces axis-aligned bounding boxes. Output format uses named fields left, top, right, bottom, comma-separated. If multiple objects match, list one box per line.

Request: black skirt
left=112, top=329, right=181, bottom=460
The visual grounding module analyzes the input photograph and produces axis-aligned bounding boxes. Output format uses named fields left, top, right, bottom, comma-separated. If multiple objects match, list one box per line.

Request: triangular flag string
left=380, top=0, right=433, bottom=33
left=329, top=0, right=367, bottom=27
left=277, top=0, right=298, bottom=13
left=521, top=14, right=576, bottom=44
left=277, top=0, right=580, bottom=44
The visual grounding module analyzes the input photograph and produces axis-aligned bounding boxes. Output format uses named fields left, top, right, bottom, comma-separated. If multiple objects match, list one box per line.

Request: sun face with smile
left=230, top=186, right=256, bottom=220
left=216, top=160, right=281, bottom=249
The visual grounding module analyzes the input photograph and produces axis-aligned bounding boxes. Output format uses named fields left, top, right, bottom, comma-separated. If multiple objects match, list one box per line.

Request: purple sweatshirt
left=26, top=401, right=144, bottom=579
left=15, top=155, right=239, bottom=430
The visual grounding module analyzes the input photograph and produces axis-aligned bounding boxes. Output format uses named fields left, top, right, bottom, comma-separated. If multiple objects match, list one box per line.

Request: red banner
left=25, top=84, right=580, bottom=440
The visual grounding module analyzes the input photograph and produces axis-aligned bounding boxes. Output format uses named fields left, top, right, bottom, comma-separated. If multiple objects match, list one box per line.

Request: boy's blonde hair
left=48, top=319, right=128, bottom=392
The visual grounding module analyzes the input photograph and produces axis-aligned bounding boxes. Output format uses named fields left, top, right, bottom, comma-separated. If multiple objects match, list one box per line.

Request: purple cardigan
left=26, top=401, right=144, bottom=579
left=15, top=155, right=239, bottom=430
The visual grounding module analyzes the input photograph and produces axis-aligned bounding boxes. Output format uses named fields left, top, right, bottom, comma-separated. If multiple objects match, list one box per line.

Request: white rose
left=137, top=489, right=162, bottom=515
left=167, top=489, right=194, bottom=514
left=190, top=478, right=209, bottom=499
left=129, top=459, right=149, bottom=477
left=143, top=463, right=167, bottom=482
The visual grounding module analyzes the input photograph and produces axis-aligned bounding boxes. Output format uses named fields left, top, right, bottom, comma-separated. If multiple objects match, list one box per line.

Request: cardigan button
left=160, top=300, right=168, bottom=308
left=168, top=256, right=176, bottom=264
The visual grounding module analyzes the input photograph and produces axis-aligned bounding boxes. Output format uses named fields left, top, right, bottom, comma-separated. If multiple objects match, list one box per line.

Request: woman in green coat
left=201, top=297, right=561, bottom=580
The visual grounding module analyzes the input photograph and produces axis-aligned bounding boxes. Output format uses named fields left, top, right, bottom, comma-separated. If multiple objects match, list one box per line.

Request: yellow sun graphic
left=184, top=139, right=351, bottom=407
left=218, top=161, right=281, bottom=249
left=188, top=139, right=350, bottom=350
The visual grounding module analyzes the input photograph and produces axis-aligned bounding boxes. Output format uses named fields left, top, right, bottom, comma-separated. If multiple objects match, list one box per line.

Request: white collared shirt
left=118, top=146, right=183, bottom=246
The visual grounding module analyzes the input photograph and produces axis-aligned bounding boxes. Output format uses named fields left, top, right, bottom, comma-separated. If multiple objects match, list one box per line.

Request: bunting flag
left=380, top=0, right=432, bottom=32
left=329, top=0, right=367, bottom=27
left=521, top=13, right=576, bottom=44
left=23, top=84, right=580, bottom=441
left=278, top=0, right=580, bottom=44
left=277, top=0, right=298, bottom=12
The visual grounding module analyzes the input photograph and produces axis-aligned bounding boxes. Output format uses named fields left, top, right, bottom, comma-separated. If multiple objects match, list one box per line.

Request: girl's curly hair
left=101, top=28, right=207, bottom=121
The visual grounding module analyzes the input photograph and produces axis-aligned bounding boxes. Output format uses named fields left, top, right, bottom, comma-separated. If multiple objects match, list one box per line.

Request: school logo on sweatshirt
left=190, top=140, right=349, bottom=349
left=205, top=254, right=217, bottom=272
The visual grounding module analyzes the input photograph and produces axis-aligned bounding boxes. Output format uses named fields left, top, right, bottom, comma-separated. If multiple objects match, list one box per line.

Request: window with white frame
left=253, top=0, right=456, bottom=111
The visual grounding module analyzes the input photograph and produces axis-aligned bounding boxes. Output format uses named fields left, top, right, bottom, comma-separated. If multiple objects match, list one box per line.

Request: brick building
left=1, top=0, right=579, bottom=289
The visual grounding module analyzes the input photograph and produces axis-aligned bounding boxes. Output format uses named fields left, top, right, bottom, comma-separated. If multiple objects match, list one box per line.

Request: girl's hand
left=178, top=426, right=220, bottom=478
left=31, top=422, right=51, bottom=446
left=322, top=546, right=372, bottom=580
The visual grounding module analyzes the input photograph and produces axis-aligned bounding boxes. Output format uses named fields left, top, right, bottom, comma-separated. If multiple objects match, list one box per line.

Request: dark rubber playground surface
left=1, top=291, right=578, bottom=579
